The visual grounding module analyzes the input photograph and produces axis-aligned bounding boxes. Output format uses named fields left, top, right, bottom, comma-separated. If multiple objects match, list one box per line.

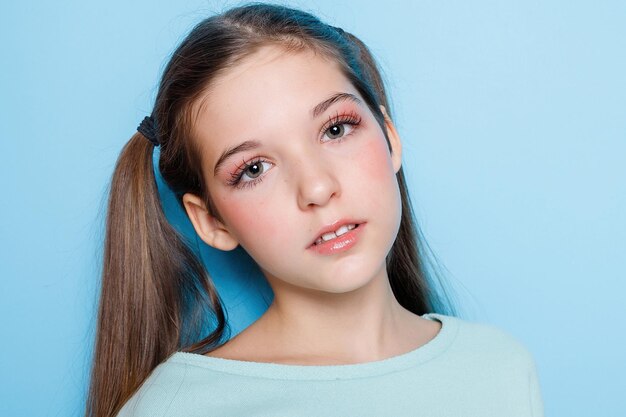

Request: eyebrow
left=213, top=92, right=362, bottom=176
left=213, top=140, right=262, bottom=176
left=311, top=92, right=362, bottom=118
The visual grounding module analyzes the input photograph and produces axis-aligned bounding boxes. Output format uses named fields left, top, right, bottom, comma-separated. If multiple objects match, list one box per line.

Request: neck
left=257, top=264, right=427, bottom=364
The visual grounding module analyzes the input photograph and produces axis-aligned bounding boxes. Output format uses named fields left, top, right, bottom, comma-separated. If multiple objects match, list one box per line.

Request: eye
left=325, top=123, right=353, bottom=140
left=321, top=111, right=362, bottom=142
left=243, top=161, right=266, bottom=179
left=227, top=158, right=274, bottom=190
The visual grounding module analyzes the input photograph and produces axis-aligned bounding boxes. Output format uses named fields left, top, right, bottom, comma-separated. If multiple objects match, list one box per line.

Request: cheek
left=348, top=133, right=402, bottom=223
left=215, top=194, right=286, bottom=249
left=352, top=134, right=396, bottom=185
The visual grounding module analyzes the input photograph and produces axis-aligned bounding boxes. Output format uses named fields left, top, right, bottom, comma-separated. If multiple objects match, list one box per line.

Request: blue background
left=1, top=1, right=624, bottom=416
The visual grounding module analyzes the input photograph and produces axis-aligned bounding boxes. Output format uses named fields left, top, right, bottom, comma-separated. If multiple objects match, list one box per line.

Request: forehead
left=206, top=44, right=351, bottom=108
left=192, top=44, right=358, bottom=156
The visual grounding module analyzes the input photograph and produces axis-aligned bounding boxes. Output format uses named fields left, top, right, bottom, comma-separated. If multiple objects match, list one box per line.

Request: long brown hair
left=85, top=3, right=459, bottom=417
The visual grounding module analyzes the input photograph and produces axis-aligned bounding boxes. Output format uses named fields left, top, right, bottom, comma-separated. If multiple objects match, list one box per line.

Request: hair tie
left=137, top=115, right=160, bottom=147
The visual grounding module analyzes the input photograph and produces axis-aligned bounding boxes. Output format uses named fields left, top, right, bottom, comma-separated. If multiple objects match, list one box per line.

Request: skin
left=182, top=44, right=441, bottom=365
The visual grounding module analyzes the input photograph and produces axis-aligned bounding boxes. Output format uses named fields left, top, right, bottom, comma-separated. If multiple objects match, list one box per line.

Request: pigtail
left=85, top=134, right=227, bottom=417
left=342, top=30, right=459, bottom=317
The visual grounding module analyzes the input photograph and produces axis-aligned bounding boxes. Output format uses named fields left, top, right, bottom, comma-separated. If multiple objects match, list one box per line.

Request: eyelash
left=227, top=157, right=270, bottom=190
left=227, top=111, right=362, bottom=190
left=319, top=110, right=362, bottom=143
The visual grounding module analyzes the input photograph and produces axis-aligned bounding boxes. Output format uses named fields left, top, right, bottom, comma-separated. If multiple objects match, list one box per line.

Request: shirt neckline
left=168, top=313, right=459, bottom=380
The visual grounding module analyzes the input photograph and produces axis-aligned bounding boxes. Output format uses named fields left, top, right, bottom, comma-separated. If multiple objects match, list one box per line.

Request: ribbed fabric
left=117, top=313, right=544, bottom=416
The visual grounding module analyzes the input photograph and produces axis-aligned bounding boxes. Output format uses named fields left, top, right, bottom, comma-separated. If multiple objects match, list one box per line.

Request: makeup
left=308, top=223, right=365, bottom=255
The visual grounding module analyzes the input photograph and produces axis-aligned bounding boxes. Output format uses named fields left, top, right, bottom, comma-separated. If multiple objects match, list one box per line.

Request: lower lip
left=308, top=223, right=365, bottom=255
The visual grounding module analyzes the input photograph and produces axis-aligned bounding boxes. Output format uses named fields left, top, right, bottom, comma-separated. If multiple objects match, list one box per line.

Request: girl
left=86, top=3, right=544, bottom=417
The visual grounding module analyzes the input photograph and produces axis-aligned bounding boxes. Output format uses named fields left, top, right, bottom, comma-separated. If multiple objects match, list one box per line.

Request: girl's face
left=184, top=44, right=403, bottom=295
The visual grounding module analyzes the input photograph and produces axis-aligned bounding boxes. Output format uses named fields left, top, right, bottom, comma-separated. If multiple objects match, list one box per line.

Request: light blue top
left=117, top=313, right=544, bottom=416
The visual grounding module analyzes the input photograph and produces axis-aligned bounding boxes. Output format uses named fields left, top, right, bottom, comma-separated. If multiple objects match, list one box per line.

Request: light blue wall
left=1, top=1, right=624, bottom=416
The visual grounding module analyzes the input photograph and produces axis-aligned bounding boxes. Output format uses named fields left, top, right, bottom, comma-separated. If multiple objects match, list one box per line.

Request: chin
left=314, top=259, right=387, bottom=295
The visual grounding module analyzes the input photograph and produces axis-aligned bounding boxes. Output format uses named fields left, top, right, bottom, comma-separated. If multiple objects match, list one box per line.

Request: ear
left=182, top=193, right=239, bottom=251
left=380, top=105, right=402, bottom=173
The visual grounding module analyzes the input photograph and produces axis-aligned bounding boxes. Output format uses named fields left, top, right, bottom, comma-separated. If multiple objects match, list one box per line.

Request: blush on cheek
left=218, top=196, right=283, bottom=248
left=356, top=135, right=395, bottom=180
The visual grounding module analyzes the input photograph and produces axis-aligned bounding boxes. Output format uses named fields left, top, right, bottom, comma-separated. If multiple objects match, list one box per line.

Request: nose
left=295, top=152, right=341, bottom=210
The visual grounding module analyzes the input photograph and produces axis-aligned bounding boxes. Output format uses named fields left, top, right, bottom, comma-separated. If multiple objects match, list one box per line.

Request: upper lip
left=308, top=218, right=364, bottom=248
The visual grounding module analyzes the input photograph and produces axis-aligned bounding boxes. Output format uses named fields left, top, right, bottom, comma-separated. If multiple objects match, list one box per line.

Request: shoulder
left=426, top=314, right=544, bottom=415
left=115, top=353, right=205, bottom=417
left=433, top=313, right=538, bottom=371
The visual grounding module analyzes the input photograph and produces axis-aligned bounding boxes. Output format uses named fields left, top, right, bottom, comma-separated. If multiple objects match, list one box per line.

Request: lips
left=307, top=219, right=365, bottom=248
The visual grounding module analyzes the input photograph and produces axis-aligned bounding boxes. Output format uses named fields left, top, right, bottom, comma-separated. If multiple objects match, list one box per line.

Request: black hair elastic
left=137, top=115, right=160, bottom=146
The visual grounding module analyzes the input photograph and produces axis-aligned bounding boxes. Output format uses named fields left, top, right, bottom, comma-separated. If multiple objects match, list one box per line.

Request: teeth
left=335, top=225, right=349, bottom=236
left=314, top=224, right=357, bottom=245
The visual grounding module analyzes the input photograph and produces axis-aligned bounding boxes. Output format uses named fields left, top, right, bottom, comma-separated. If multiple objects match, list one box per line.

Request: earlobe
left=182, top=193, right=239, bottom=251
left=380, top=105, right=403, bottom=173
